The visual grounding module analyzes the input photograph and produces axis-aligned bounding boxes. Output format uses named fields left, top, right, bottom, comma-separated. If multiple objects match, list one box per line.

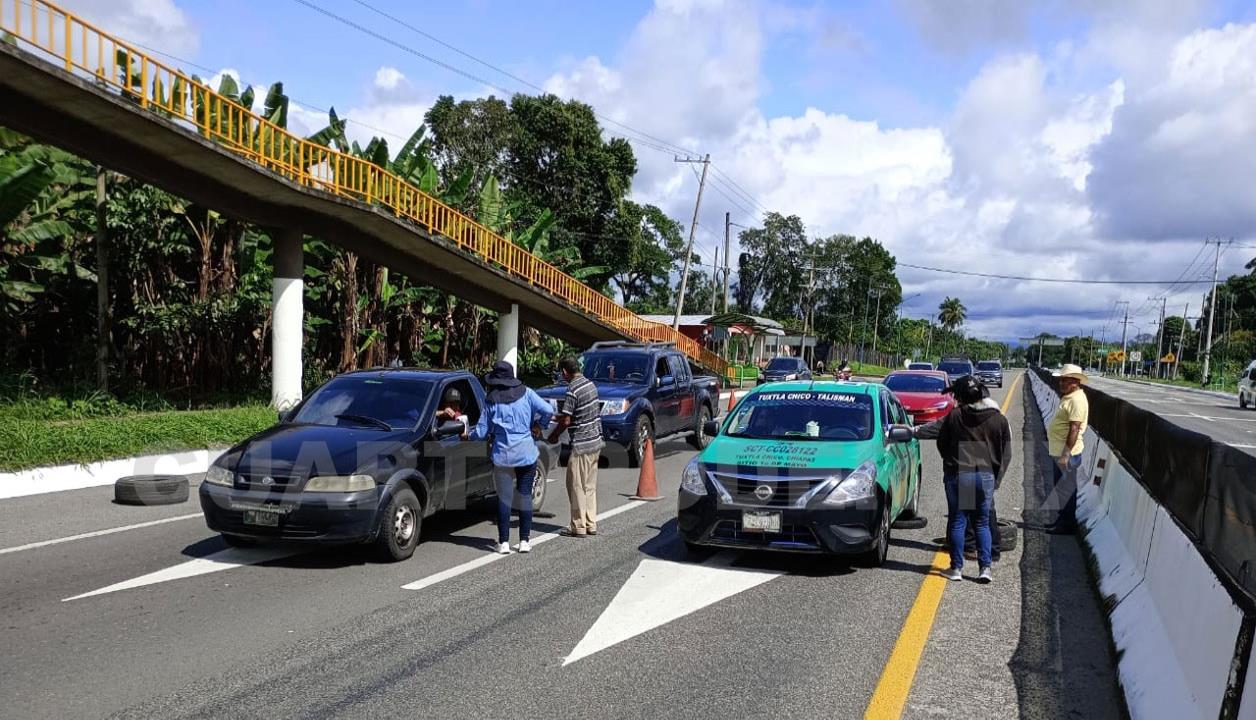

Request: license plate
left=243, top=509, right=280, bottom=527
left=742, top=511, right=782, bottom=533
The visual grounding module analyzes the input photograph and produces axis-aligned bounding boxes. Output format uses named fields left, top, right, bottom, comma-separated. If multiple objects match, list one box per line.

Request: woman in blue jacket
left=469, top=361, right=554, bottom=554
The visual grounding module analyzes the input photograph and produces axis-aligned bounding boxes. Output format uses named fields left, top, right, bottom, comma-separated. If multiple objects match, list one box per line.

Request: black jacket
left=915, top=401, right=1013, bottom=485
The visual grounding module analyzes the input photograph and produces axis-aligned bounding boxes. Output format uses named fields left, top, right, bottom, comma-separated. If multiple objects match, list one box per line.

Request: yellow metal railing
left=2, top=0, right=729, bottom=375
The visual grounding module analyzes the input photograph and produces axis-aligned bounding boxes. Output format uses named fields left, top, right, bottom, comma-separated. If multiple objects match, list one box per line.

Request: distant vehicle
left=1240, top=360, right=1256, bottom=409
left=757, top=356, right=814, bottom=385
left=537, top=341, right=720, bottom=466
left=975, top=360, right=1004, bottom=388
left=883, top=370, right=955, bottom=424
left=907, top=362, right=934, bottom=371
left=937, top=358, right=974, bottom=382
left=678, top=380, right=920, bottom=565
left=200, top=369, right=557, bottom=561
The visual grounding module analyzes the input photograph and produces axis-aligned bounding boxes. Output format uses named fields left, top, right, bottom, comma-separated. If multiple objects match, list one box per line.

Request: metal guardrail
left=1, top=0, right=729, bottom=375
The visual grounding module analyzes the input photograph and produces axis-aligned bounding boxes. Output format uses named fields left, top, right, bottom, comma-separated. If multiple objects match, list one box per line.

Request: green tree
left=938, top=297, right=967, bottom=332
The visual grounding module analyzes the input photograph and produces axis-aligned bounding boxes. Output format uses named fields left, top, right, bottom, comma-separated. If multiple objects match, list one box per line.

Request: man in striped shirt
left=548, top=357, right=604, bottom=537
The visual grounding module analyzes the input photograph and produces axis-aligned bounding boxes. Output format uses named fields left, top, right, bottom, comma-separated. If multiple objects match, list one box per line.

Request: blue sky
left=58, top=0, right=1256, bottom=341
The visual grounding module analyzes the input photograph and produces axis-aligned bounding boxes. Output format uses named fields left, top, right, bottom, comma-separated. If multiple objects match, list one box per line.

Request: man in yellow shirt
left=1046, top=364, right=1089, bottom=534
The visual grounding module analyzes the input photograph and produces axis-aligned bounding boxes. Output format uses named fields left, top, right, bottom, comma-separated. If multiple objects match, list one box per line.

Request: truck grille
left=709, top=473, right=830, bottom=508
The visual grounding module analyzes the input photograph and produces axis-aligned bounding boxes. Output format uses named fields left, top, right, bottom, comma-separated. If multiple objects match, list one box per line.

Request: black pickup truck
left=538, top=342, right=722, bottom=466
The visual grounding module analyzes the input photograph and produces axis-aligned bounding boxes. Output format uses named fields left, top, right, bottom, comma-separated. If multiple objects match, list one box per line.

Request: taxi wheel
left=901, top=466, right=922, bottom=519
left=375, top=487, right=422, bottom=562
left=688, top=406, right=712, bottom=450
left=858, top=499, right=891, bottom=568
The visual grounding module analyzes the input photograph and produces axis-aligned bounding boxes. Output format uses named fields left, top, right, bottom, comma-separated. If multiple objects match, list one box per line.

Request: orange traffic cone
left=727, top=390, right=738, bottom=413
left=631, top=436, right=663, bottom=501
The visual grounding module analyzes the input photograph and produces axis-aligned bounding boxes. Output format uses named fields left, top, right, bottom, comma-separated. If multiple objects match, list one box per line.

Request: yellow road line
left=863, top=372, right=1023, bottom=719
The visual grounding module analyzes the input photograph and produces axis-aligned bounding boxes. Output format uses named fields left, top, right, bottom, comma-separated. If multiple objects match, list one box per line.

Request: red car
left=883, top=370, right=954, bottom=424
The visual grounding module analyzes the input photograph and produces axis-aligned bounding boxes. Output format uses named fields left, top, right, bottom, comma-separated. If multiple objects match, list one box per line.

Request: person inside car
left=436, top=387, right=467, bottom=427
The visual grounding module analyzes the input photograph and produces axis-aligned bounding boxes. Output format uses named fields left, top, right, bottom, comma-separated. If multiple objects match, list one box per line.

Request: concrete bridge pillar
left=272, top=229, right=304, bottom=410
left=497, top=303, right=520, bottom=374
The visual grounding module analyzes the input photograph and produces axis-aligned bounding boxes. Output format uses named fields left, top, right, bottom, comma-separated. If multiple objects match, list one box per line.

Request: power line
left=896, top=262, right=1218, bottom=285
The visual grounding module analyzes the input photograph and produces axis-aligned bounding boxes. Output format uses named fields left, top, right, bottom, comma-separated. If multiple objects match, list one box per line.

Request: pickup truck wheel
left=374, top=487, right=422, bottom=562
left=688, top=405, right=712, bottom=450
left=857, top=498, right=891, bottom=568
left=531, top=459, right=548, bottom=512
left=629, top=416, right=654, bottom=469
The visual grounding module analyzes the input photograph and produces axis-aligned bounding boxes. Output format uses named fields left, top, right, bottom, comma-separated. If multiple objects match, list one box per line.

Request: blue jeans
left=1051, top=454, right=1083, bottom=528
left=944, top=471, right=995, bottom=569
left=495, top=464, right=536, bottom=543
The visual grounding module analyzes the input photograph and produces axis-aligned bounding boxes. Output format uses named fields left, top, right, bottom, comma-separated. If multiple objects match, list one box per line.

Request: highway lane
left=1087, top=375, right=1256, bottom=453
left=0, top=375, right=1120, bottom=719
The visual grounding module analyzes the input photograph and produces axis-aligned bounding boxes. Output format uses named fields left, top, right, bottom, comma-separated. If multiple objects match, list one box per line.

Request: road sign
left=1129, top=350, right=1142, bottom=363
left=1161, top=352, right=1177, bottom=363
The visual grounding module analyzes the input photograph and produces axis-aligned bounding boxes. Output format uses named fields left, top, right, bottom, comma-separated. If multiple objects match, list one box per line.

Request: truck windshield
left=766, top=358, right=799, bottom=372
left=725, top=391, right=873, bottom=441
left=580, top=353, right=651, bottom=384
left=976, top=362, right=1001, bottom=371
left=292, top=376, right=434, bottom=429
left=938, top=362, right=972, bottom=376
left=884, top=374, right=947, bottom=393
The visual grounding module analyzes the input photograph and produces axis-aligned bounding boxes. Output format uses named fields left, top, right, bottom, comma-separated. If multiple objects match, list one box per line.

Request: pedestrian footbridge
left=0, top=0, right=727, bottom=405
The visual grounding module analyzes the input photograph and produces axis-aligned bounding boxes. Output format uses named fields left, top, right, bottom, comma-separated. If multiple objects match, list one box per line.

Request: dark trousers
left=1051, top=453, right=1083, bottom=528
left=495, top=464, right=536, bottom=543
left=945, top=471, right=995, bottom=569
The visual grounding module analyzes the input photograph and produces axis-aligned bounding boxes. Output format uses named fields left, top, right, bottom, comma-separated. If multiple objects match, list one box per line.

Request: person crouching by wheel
left=468, top=361, right=555, bottom=555
left=913, top=375, right=1012, bottom=583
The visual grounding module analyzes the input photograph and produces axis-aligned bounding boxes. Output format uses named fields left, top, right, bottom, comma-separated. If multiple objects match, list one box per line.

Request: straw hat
left=1052, top=363, right=1088, bottom=384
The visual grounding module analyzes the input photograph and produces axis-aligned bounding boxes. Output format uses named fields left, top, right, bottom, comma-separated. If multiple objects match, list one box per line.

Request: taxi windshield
left=725, top=390, right=873, bottom=441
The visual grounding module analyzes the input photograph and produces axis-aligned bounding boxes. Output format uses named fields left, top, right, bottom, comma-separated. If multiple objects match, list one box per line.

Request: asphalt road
left=1088, top=375, right=1256, bottom=453
left=0, top=374, right=1121, bottom=719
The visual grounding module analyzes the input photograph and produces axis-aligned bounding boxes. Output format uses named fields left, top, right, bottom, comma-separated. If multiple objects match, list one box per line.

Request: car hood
left=699, top=433, right=880, bottom=471
left=537, top=382, right=644, bottom=400
left=894, top=392, right=951, bottom=409
left=226, top=423, right=411, bottom=478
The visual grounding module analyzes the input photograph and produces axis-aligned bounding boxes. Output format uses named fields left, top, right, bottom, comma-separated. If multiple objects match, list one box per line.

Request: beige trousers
left=566, top=450, right=600, bottom=533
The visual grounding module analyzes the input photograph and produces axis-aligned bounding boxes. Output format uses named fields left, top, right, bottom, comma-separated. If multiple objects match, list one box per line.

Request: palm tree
left=938, top=297, right=967, bottom=332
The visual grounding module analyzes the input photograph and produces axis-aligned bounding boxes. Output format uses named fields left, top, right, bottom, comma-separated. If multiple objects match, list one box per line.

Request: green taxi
left=677, top=380, right=921, bottom=565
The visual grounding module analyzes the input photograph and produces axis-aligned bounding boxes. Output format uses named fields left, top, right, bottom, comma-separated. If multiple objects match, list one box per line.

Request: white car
left=1240, top=360, right=1256, bottom=409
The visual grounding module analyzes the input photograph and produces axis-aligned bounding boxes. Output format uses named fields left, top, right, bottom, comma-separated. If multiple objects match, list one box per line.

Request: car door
left=880, top=389, right=908, bottom=514
left=652, top=354, right=682, bottom=435
left=430, top=379, right=492, bottom=509
left=669, top=355, right=697, bottom=432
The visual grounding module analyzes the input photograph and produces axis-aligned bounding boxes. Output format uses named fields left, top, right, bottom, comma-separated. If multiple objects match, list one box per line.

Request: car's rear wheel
left=858, top=498, right=891, bottom=568
left=531, top=459, right=549, bottom=512
left=628, top=416, right=654, bottom=468
left=688, top=405, right=712, bottom=450
left=1241, top=391, right=1249, bottom=409
left=374, top=487, right=422, bottom=562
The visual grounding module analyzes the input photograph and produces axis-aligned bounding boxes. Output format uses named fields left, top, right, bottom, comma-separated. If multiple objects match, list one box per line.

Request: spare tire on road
left=114, top=475, right=190, bottom=505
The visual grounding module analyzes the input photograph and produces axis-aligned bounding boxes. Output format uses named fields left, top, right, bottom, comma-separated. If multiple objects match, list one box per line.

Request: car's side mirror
left=658, top=374, right=675, bottom=387
left=277, top=408, right=295, bottom=424
left=887, top=425, right=914, bottom=443
left=432, top=419, right=466, bottom=440
left=703, top=420, right=720, bottom=437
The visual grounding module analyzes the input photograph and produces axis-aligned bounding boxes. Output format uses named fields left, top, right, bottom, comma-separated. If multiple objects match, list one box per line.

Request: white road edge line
left=402, top=500, right=647, bottom=591
left=0, top=513, right=202, bottom=556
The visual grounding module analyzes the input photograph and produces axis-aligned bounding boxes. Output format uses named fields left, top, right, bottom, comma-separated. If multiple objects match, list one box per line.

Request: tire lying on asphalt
left=997, top=520, right=1018, bottom=551
left=114, top=475, right=190, bottom=505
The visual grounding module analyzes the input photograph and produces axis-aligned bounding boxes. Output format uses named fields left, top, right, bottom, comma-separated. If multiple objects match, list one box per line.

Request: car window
left=938, top=361, right=973, bottom=375
left=438, top=378, right=481, bottom=426
left=908, top=363, right=933, bottom=370
left=884, top=374, right=947, bottom=393
left=292, top=376, right=434, bottom=429
left=580, top=352, right=649, bottom=384
left=976, top=362, right=1001, bottom=371
left=765, top=358, right=798, bottom=372
left=725, top=390, right=873, bottom=441
left=667, top=355, right=689, bottom=382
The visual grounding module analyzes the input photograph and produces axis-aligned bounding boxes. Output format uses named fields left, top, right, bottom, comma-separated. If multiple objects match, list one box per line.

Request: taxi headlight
left=304, top=474, right=376, bottom=492
left=823, top=461, right=877, bottom=505
left=680, top=458, right=707, bottom=495
left=601, top=399, right=630, bottom=416
left=205, top=464, right=234, bottom=487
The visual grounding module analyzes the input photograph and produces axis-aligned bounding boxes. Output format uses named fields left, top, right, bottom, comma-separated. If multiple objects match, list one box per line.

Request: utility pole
left=924, top=314, right=935, bottom=361
left=1173, top=303, right=1189, bottom=380
left=870, top=289, right=884, bottom=358
left=95, top=166, right=110, bottom=393
left=858, top=284, right=873, bottom=364
left=1201, top=239, right=1222, bottom=386
left=1117, top=301, right=1131, bottom=376
left=722, top=212, right=731, bottom=312
left=710, top=247, right=720, bottom=316
left=1153, top=296, right=1167, bottom=379
left=672, top=154, right=710, bottom=330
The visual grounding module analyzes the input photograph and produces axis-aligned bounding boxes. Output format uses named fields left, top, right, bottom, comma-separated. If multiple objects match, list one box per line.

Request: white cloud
left=59, top=0, right=198, bottom=57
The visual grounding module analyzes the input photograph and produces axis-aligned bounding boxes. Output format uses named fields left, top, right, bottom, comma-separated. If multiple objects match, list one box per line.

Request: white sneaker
left=496, top=542, right=511, bottom=555
left=517, top=540, right=532, bottom=553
